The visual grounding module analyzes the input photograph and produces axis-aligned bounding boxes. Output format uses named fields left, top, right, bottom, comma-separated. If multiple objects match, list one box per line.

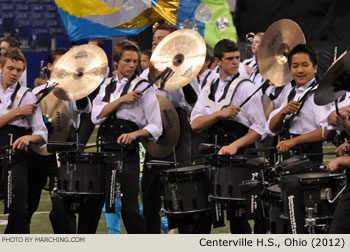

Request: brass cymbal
left=261, top=94, right=273, bottom=119
left=314, top=51, right=350, bottom=105
left=258, top=19, right=306, bottom=87
left=51, top=44, right=108, bottom=101
left=149, top=29, right=206, bottom=90
left=31, top=93, right=71, bottom=155
left=141, top=95, right=180, bottom=158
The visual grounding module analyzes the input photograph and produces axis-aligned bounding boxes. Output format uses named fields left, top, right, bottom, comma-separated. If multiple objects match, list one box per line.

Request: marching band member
left=0, top=37, right=27, bottom=87
left=140, top=23, right=194, bottom=234
left=0, top=48, right=47, bottom=233
left=28, top=48, right=93, bottom=233
left=267, top=44, right=332, bottom=164
left=191, top=39, right=267, bottom=233
left=91, top=40, right=162, bottom=233
left=325, top=95, right=350, bottom=233
left=242, top=32, right=264, bottom=70
left=267, top=44, right=332, bottom=234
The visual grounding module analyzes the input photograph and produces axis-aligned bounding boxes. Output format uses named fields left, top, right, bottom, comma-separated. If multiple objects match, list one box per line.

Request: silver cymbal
left=149, top=29, right=206, bottom=90
left=314, top=51, right=350, bottom=105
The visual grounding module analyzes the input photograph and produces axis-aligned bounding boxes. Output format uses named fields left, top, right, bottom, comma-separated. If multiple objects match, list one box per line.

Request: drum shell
left=266, top=184, right=288, bottom=234
left=209, top=155, right=263, bottom=201
left=279, top=171, right=345, bottom=233
left=160, top=165, right=210, bottom=214
left=57, top=152, right=116, bottom=196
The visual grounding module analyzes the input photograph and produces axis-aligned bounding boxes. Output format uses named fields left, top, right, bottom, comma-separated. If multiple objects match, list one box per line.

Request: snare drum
left=57, top=152, right=117, bottom=196
left=276, top=155, right=320, bottom=175
left=146, top=160, right=179, bottom=173
left=160, top=165, right=210, bottom=214
left=209, top=155, right=264, bottom=202
left=280, top=171, right=345, bottom=233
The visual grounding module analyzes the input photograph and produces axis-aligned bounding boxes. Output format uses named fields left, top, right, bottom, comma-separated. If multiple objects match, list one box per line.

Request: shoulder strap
left=201, top=70, right=212, bottom=89
left=128, top=77, right=149, bottom=93
left=0, top=84, right=30, bottom=116
left=203, top=77, right=249, bottom=113
left=11, top=85, right=30, bottom=109
left=101, top=77, right=116, bottom=103
left=285, top=81, right=318, bottom=122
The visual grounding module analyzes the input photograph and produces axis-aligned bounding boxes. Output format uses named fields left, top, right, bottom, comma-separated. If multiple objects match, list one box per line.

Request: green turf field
left=0, top=127, right=336, bottom=234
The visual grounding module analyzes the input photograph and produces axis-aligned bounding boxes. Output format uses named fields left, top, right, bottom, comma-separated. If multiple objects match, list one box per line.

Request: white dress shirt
left=33, top=83, right=91, bottom=129
left=190, top=74, right=267, bottom=139
left=189, top=69, right=213, bottom=96
left=91, top=75, right=162, bottom=141
left=0, top=83, right=48, bottom=145
left=322, top=92, right=350, bottom=131
left=266, top=78, right=332, bottom=136
left=242, top=56, right=257, bottom=68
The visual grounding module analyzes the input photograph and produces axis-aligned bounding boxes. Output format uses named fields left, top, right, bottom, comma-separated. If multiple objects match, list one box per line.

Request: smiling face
left=0, top=58, right=25, bottom=90
left=116, top=50, right=139, bottom=80
left=290, top=52, right=317, bottom=87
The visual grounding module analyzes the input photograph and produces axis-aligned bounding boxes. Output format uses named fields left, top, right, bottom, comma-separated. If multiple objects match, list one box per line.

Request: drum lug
left=115, top=181, right=123, bottom=198
left=320, top=188, right=331, bottom=201
left=305, top=207, right=316, bottom=233
left=160, top=196, right=166, bottom=217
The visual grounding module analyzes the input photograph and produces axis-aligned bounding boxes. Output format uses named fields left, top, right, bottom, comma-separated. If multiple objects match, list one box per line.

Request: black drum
left=57, top=152, right=117, bottom=196
left=146, top=160, right=179, bottom=173
left=209, top=155, right=264, bottom=202
left=160, top=165, right=210, bottom=214
left=266, top=184, right=289, bottom=234
left=280, top=171, right=346, bottom=233
left=275, top=155, right=320, bottom=175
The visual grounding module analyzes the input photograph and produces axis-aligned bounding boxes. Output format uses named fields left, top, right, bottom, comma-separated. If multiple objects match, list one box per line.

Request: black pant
left=27, top=152, right=77, bottom=234
left=228, top=203, right=252, bottom=234
left=116, top=149, right=145, bottom=233
left=4, top=151, right=29, bottom=234
left=58, top=196, right=104, bottom=234
left=329, top=187, right=350, bottom=234
left=142, top=108, right=191, bottom=233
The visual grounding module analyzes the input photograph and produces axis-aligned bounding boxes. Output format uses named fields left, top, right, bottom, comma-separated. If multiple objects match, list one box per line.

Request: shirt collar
left=219, top=73, right=239, bottom=83
left=295, top=78, right=315, bottom=92
left=0, top=81, right=17, bottom=94
left=114, top=75, right=130, bottom=85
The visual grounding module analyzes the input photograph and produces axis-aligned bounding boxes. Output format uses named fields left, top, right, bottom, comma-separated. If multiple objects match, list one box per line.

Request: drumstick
left=239, top=80, right=270, bottom=108
left=35, top=82, right=59, bottom=104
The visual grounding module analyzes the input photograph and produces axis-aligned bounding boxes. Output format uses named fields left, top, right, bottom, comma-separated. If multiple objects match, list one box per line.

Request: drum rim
left=161, top=165, right=210, bottom=174
left=208, top=195, right=246, bottom=201
left=60, top=151, right=116, bottom=157
left=162, top=208, right=211, bottom=215
left=280, top=172, right=345, bottom=182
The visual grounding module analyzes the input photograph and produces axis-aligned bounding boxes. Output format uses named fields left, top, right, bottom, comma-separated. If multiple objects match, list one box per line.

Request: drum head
left=59, top=151, right=116, bottom=163
left=146, top=160, right=179, bottom=172
left=214, top=154, right=246, bottom=165
left=161, top=165, right=209, bottom=181
left=163, top=165, right=208, bottom=174
left=280, top=171, right=345, bottom=186
left=267, top=184, right=281, bottom=195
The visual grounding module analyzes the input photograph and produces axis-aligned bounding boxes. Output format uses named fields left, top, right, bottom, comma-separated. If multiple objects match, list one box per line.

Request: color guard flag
left=54, top=0, right=237, bottom=48
left=54, top=0, right=179, bottom=41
